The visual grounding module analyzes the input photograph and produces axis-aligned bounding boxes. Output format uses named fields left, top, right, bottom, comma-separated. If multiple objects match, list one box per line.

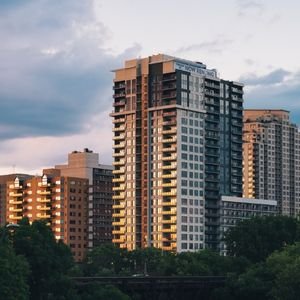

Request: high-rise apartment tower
left=243, top=109, right=300, bottom=216
left=111, top=54, right=243, bottom=251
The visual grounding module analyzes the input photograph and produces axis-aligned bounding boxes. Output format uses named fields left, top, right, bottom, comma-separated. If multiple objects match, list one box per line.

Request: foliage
left=12, top=218, right=76, bottom=300
left=0, top=243, right=30, bottom=300
left=225, top=215, right=300, bottom=262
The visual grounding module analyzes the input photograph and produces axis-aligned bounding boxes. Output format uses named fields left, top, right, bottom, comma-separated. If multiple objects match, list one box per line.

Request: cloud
left=0, top=109, right=113, bottom=175
left=0, top=0, right=141, bottom=140
left=236, top=0, right=264, bottom=17
left=240, top=68, right=291, bottom=86
left=243, top=69, right=300, bottom=124
left=174, top=39, right=233, bottom=55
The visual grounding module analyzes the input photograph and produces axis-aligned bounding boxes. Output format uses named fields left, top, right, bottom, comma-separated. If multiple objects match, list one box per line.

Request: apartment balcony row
left=162, top=146, right=176, bottom=153
left=162, top=118, right=176, bottom=126
left=113, top=211, right=125, bottom=218
left=37, top=198, right=51, bottom=203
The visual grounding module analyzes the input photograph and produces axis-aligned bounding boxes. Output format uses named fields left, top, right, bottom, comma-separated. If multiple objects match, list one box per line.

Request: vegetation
left=0, top=215, right=299, bottom=299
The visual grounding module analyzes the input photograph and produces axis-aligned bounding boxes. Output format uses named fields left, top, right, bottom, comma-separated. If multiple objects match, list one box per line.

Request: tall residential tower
left=111, top=54, right=243, bottom=251
left=243, top=109, right=300, bottom=216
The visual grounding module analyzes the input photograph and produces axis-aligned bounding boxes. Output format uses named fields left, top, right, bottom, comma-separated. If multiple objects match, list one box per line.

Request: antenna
left=12, top=164, right=16, bottom=174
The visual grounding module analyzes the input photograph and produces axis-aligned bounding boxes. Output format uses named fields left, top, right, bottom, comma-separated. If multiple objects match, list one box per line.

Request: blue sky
left=0, top=0, right=300, bottom=174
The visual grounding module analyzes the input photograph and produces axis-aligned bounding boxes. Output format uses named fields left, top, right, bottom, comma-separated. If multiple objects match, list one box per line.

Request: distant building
left=220, top=196, right=277, bottom=255
left=55, top=149, right=113, bottom=248
left=6, top=174, right=89, bottom=261
left=243, top=109, right=300, bottom=216
left=111, top=54, right=243, bottom=252
left=0, top=174, right=32, bottom=226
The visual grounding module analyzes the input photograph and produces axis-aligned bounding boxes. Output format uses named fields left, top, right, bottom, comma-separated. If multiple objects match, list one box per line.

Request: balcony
left=113, top=211, right=125, bottom=218
left=162, top=172, right=177, bottom=178
left=9, top=215, right=22, bottom=220
left=37, top=190, right=51, bottom=195
left=113, top=134, right=125, bottom=141
left=113, top=142, right=125, bottom=149
left=162, top=189, right=176, bottom=196
left=9, top=199, right=22, bottom=205
left=162, top=155, right=177, bottom=161
left=113, top=160, right=125, bottom=166
left=9, top=191, right=23, bottom=197
left=113, top=126, right=125, bottom=132
left=162, top=137, right=177, bottom=143
left=113, top=151, right=125, bottom=157
left=162, top=146, right=176, bottom=152
left=162, top=217, right=177, bottom=224
left=162, top=225, right=176, bottom=232
left=113, top=184, right=125, bottom=191
left=38, top=206, right=51, bottom=211
left=112, top=236, right=125, bottom=243
left=162, top=209, right=176, bottom=216
left=163, top=199, right=177, bottom=206
left=113, top=202, right=125, bottom=209
left=113, top=118, right=125, bottom=123
left=113, top=168, right=125, bottom=175
left=9, top=208, right=22, bottom=212
left=162, top=128, right=176, bottom=134
left=112, top=177, right=125, bottom=183
left=162, top=180, right=177, bottom=187
left=162, top=163, right=176, bottom=170
left=37, top=213, right=51, bottom=219
left=37, top=198, right=51, bottom=203
left=112, top=220, right=125, bottom=226
left=112, top=193, right=125, bottom=200
left=112, top=228, right=125, bottom=235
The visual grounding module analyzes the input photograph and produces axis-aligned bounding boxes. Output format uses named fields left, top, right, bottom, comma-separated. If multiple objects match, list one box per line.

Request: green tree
left=12, top=218, right=75, bottom=300
left=0, top=241, right=30, bottom=300
left=225, top=215, right=299, bottom=262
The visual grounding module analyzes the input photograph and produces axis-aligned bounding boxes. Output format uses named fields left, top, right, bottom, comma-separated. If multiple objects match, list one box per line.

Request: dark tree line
left=0, top=215, right=300, bottom=299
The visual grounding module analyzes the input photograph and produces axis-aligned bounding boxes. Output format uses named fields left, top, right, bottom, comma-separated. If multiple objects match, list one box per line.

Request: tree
left=225, top=215, right=299, bottom=262
left=0, top=241, right=30, bottom=300
left=12, top=218, right=75, bottom=300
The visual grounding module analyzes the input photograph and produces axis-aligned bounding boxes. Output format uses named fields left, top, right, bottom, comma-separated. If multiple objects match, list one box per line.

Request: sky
left=1, top=0, right=300, bottom=175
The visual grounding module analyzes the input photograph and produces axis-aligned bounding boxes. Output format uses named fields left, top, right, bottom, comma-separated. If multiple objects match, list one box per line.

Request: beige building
left=243, top=109, right=300, bottom=216
left=55, top=149, right=113, bottom=248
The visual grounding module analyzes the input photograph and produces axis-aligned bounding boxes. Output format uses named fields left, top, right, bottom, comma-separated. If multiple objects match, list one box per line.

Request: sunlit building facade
left=243, top=109, right=300, bottom=216
left=111, top=54, right=243, bottom=252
